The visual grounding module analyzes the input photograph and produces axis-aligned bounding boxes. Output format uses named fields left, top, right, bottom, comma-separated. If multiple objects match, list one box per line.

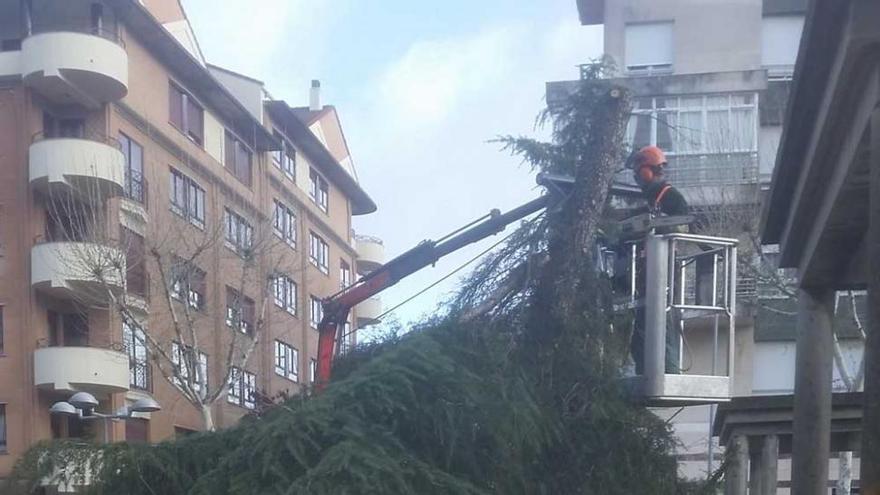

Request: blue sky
left=183, top=0, right=603, bottom=335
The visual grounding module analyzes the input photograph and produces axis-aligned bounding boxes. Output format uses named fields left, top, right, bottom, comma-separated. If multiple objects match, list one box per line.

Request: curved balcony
left=31, top=242, right=124, bottom=301
left=30, top=135, right=125, bottom=201
left=355, top=235, right=385, bottom=275
left=22, top=30, right=128, bottom=106
left=356, top=297, right=382, bottom=327
left=34, top=346, right=129, bottom=394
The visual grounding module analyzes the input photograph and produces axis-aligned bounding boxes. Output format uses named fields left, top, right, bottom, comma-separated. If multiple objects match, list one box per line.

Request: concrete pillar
left=749, top=443, right=761, bottom=494
left=863, top=97, right=880, bottom=495
left=791, top=288, right=834, bottom=495
left=759, top=435, right=779, bottom=495
left=725, top=434, right=748, bottom=495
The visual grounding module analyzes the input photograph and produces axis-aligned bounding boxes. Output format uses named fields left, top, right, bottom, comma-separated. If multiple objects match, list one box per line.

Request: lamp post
left=50, top=391, right=161, bottom=442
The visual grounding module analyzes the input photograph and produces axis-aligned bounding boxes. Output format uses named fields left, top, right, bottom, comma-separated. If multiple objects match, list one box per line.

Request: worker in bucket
left=628, top=145, right=688, bottom=375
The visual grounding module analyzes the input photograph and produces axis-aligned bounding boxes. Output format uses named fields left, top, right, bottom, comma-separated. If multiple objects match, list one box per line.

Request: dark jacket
left=641, top=181, right=688, bottom=217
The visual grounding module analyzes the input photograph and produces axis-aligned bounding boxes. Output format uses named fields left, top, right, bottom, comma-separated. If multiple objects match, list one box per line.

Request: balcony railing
left=665, top=153, right=759, bottom=187
left=125, top=173, right=148, bottom=206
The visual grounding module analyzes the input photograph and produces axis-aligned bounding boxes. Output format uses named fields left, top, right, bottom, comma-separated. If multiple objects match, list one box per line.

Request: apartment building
left=0, top=0, right=382, bottom=479
left=547, top=0, right=842, bottom=486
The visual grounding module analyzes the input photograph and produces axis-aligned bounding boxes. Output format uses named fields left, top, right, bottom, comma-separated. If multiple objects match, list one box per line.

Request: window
left=121, top=228, right=148, bottom=299
left=171, top=342, right=208, bottom=394
left=310, top=359, right=317, bottom=383
left=762, top=16, right=804, bottom=78
left=123, top=322, right=150, bottom=391
left=169, top=82, right=204, bottom=145
left=273, top=200, right=297, bottom=248
left=624, top=22, right=673, bottom=74
left=308, top=168, right=329, bottom=213
left=274, top=340, right=299, bottom=382
left=309, top=232, right=329, bottom=274
left=272, top=130, right=296, bottom=180
left=226, top=287, right=255, bottom=335
left=340, top=319, right=353, bottom=355
left=175, top=426, right=197, bottom=439
left=43, top=113, right=85, bottom=139
left=272, top=274, right=297, bottom=315
left=170, top=259, right=206, bottom=310
left=169, top=168, right=205, bottom=228
left=119, top=133, right=145, bottom=204
left=0, top=404, right=6, bottom=452
left=227, top=367, right=256, bottom=409
left=310, top=295, right=323, bottom=329
left=125, top=418, right=149, bottom=444
left=224, top=130, right=253, bottom=187
left=626, top=94, right=759, bottom=186
left=340, top=260, right=352, bottom=290
left=224, top=208, right=254, bottom=256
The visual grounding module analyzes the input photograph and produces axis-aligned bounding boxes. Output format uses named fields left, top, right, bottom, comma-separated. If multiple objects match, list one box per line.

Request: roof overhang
left=110, top=0, right=279, bottom=152
left=576, top=0, right=604, bottom=26
left=265, top=101, right=377, bottom=215
left=760, top=0, right=880, bottom=288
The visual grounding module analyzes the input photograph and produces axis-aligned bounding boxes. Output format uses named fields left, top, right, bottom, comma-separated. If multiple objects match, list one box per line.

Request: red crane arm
left=315, top=194, right=551, bottom=388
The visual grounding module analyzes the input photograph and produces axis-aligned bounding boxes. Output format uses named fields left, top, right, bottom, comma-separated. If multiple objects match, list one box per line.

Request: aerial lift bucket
left=619, top=229, right=739, bottom=407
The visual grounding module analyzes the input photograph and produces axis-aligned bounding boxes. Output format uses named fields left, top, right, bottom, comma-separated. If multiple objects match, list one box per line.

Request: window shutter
left=625, top=22, right=673, bottom=69
left=169, top=85, right=184, bottom=128
left=187, top=99, right=204, bottom=143
left=237, top=145, right=252, bottom=186
left=761, top=16, right=804, bottom=68
left=224, top=131, right=235, bottom=171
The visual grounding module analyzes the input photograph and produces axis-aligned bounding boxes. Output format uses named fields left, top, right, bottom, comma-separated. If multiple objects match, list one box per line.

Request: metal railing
left=32, top=130, right=123, bottom=150
left=354, top=234, right=384, bottom=245
left=664, top=153, right=760, bottom=187
left=125, top=173, right=148, bottom=206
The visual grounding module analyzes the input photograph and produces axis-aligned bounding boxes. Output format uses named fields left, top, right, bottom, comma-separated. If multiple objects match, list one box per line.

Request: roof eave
left=576, top=0, right=604, bottom=26
left=265, top=101, right=377, bottom=215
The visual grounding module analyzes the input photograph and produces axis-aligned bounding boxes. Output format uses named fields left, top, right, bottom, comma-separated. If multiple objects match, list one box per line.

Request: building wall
left=0, top=2, right=370, bottom=475
left=603, top=0, right=763, bottom=76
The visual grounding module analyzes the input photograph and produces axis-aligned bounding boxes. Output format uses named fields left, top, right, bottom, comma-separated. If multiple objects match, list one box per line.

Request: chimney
left=309, top=80, right=321, bottom=111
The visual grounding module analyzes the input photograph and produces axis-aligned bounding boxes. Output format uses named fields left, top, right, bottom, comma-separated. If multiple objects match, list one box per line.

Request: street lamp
left=50, top=391, right=161, bottom=421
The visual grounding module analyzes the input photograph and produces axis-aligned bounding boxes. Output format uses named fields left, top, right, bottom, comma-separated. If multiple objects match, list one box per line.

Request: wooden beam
left=790, top=69, right=879, bottom=282
left=862, top=90, right=880, bottom=495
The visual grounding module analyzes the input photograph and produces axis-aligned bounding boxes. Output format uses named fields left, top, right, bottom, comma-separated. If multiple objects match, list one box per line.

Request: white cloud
left=375, top=25, right=525, bottom=128
left=182, top=0, right=344, bottom=93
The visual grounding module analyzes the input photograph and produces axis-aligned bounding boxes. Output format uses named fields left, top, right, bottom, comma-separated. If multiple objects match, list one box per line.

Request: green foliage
left=11, top=320, right=694, bottom=494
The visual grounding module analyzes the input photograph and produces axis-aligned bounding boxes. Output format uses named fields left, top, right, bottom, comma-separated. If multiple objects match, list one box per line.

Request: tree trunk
left=200, top=404, right=216, bottom=431
left=528, top=82, right=631, bottom=350
left=837, top=451, right=853, bottom=495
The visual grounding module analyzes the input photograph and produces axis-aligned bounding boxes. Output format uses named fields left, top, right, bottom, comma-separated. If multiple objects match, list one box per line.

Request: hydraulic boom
left=315, top=194, right=552, bottom=387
